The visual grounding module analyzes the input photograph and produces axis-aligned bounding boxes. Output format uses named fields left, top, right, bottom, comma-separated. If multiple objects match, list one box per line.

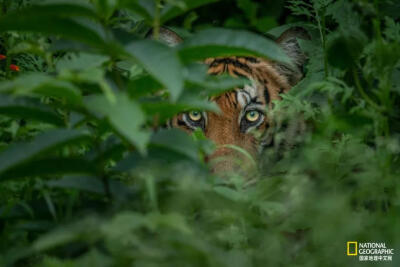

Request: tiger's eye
left=188, top=111, right=202, bottom=121
left=245, top=110, right=260, bottom=122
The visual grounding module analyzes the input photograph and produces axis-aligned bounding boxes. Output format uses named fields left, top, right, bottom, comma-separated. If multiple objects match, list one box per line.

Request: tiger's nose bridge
left=206, top=127, right=254, bottom=173
left=209, top=146, right=242, bottom=172
left=205, top=112, right=239, bottom=144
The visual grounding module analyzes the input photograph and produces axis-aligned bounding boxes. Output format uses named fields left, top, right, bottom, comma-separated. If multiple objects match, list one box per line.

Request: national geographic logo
left=347, top=242, right=394, bottom=262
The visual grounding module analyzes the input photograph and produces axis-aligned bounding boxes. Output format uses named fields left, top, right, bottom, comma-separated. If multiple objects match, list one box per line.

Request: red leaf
left=9, top=64, right=20, bottom=72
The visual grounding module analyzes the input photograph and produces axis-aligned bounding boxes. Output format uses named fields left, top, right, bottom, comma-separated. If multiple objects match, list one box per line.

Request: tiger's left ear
left=146, top=27, right=183, bottom=47
left=274, top=27, right=310, bottom=86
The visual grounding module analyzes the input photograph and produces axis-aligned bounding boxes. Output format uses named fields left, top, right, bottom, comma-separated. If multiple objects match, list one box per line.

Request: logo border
left=347, top=241, right=358, bottom=256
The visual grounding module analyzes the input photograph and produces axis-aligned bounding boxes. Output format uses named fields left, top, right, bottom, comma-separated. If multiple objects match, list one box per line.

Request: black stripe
left=251, top=97, right=263, bottom=105
left=233, top=70, right=248, bottom=78
left=177, top=119, right=186, bottom=126
left=211, top=58, right=253, bottom=74
left=243, top=56, right=259, bottom=63
left=264, top=87, right=270, bottom=103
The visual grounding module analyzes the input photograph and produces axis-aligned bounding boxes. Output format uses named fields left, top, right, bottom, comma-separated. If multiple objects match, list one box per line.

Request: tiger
left=155, top=27, right=308, bottom=175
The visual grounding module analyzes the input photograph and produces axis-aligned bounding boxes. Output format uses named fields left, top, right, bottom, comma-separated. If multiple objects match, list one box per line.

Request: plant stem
left=153, top=0, right=161, bottom=40
left=352, top=68, right=383, bottom=112
left=315, top=7, right=328, bottom=78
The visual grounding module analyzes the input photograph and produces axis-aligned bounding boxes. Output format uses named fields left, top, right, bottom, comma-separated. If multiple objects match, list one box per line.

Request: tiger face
left=158, top=27, right=308, bottom=174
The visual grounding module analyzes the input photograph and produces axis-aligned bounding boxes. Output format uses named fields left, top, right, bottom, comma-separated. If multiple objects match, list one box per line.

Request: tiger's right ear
left=274, top=27, right=310, bottom=86
left=146, top=27, right=183, bottom=47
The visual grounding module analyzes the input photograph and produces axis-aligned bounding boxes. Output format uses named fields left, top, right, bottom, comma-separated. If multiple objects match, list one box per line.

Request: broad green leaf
left=101, top=212, right=148, bottom=239
left=34, top=228, right=79, bottom=251
left=150, top=129, right=199, bottom=161
left=177, top=94, right=219, bottom=112
left=147, top=212, right=192, bottom=234
left=0, top=73, right=52, bottom=93
left=0, top=73, right=83, bottom=106
left=85, top=93, right=150, bottom=154
left=33, top=217, right=101, bottom=252
left=32, top=81, right=83, bottom=106
left=214, top=186, right=247, bottom=202
left=125, top=40, right=183, bottom=101
left=92, top=0, right=118, bottom=20
left=127, top=75, right=163, bottom=98
left=185, top=63, right=247, bottom=94
left=0, top=95, right=65, bottom=126
left=114, top=146, right=195, bottom=172
left=0, top=158, right=96, bottom=181
left=21, top=1, right=98, bottom=19
left=46, top=175, right=130, bottom=199
left=178, top=28, right=291, bottom=64
left=0, top=129, right=90, bottom=176
left=140, top=97, right=218, bottom=123
left=118, top=0, right=155, bottom=21
left=0, top=10, right=106, bottom=49
left=222, top=144, right=257, bottom=168
left=160, top=0, right=219, bottom=23
left=55, top=53, right=109, bottom=72
left=58, top=66, right=116, bottom=103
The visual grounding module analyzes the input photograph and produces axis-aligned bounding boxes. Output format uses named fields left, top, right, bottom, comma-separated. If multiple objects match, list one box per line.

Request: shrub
left=0, top=0, right=399, bottom=266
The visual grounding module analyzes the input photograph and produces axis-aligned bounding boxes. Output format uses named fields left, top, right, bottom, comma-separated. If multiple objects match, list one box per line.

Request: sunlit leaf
left=0, top=129, right=91, bottom=177
left=0, top=95, right=65, bottom=126
left=0, top=5, right=106, bottom=48
left=46, top=175, right=130, bottom=199
left=85, top=93, right=150, bottom=154
left=126, top=40, right=183, bottom=101
left=178, top=28, right=291, bottom=64
left=150, top=129, right=199, bottom=161
left=160, top=0, right=219, bottom=23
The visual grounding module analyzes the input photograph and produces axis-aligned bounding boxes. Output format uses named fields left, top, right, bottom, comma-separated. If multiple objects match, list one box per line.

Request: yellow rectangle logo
left=347, top=241, right=358, bottom=256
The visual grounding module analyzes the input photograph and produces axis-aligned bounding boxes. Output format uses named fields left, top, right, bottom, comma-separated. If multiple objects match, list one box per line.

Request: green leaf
left=0, top=158, right=96, bottom=182
left=125, top=40, right=183, bottom=101
left=55, top=53, right=109, bottom=72
left=160, top=0, right=219, bottom=23
left=178, top=28, right=291, bottom=64
left=126, top=75, right=163, bottom=99
left=140, top=97, right=218, bottom=123
left=0, top=73, right=52, bottom=93
left=147, top=212, right=192, bottom=234
left=185, top=63, right=247, bottom=94
left=118, top=0, right=155, bottom=21
left=32, top=81, right=83, bottom=106
left=0, top=73, right=83, bottom=106
left=21, top=1, right=98, bottom=19
left=46, top=175, right=130, bottom=199
left=92, top=0, right=118, bottom=20
left=33, top=217, right=101, bottom=252
left=85, top=93, right=150, bottom=154
left=0, top=129, right=90, bottom=176
left=0, top=8, right=106, bottom=49
left=214, top=186, right=246, bottom=202
left=0, top=95, right=65, bottom=126
left=222, top=144, right=257, bottom=168
left=150, top=129, right=199, bottom=161
left=100, top=212, right=148, bottom=239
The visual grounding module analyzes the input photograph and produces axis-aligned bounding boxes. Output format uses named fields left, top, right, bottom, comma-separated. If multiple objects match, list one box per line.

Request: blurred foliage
left=0, top=0, right=399, bottom=266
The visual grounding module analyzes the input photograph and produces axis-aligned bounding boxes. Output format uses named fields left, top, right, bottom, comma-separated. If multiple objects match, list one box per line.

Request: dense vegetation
left=0, top=0, right=399, bottom=266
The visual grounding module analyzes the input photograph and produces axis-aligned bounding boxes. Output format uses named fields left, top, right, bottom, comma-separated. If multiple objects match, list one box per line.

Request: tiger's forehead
left=205, top=55, right=286, bottom=107
left=209, top=79, right=263, bottom=112
left=237, top=81, right=261, bottom=107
